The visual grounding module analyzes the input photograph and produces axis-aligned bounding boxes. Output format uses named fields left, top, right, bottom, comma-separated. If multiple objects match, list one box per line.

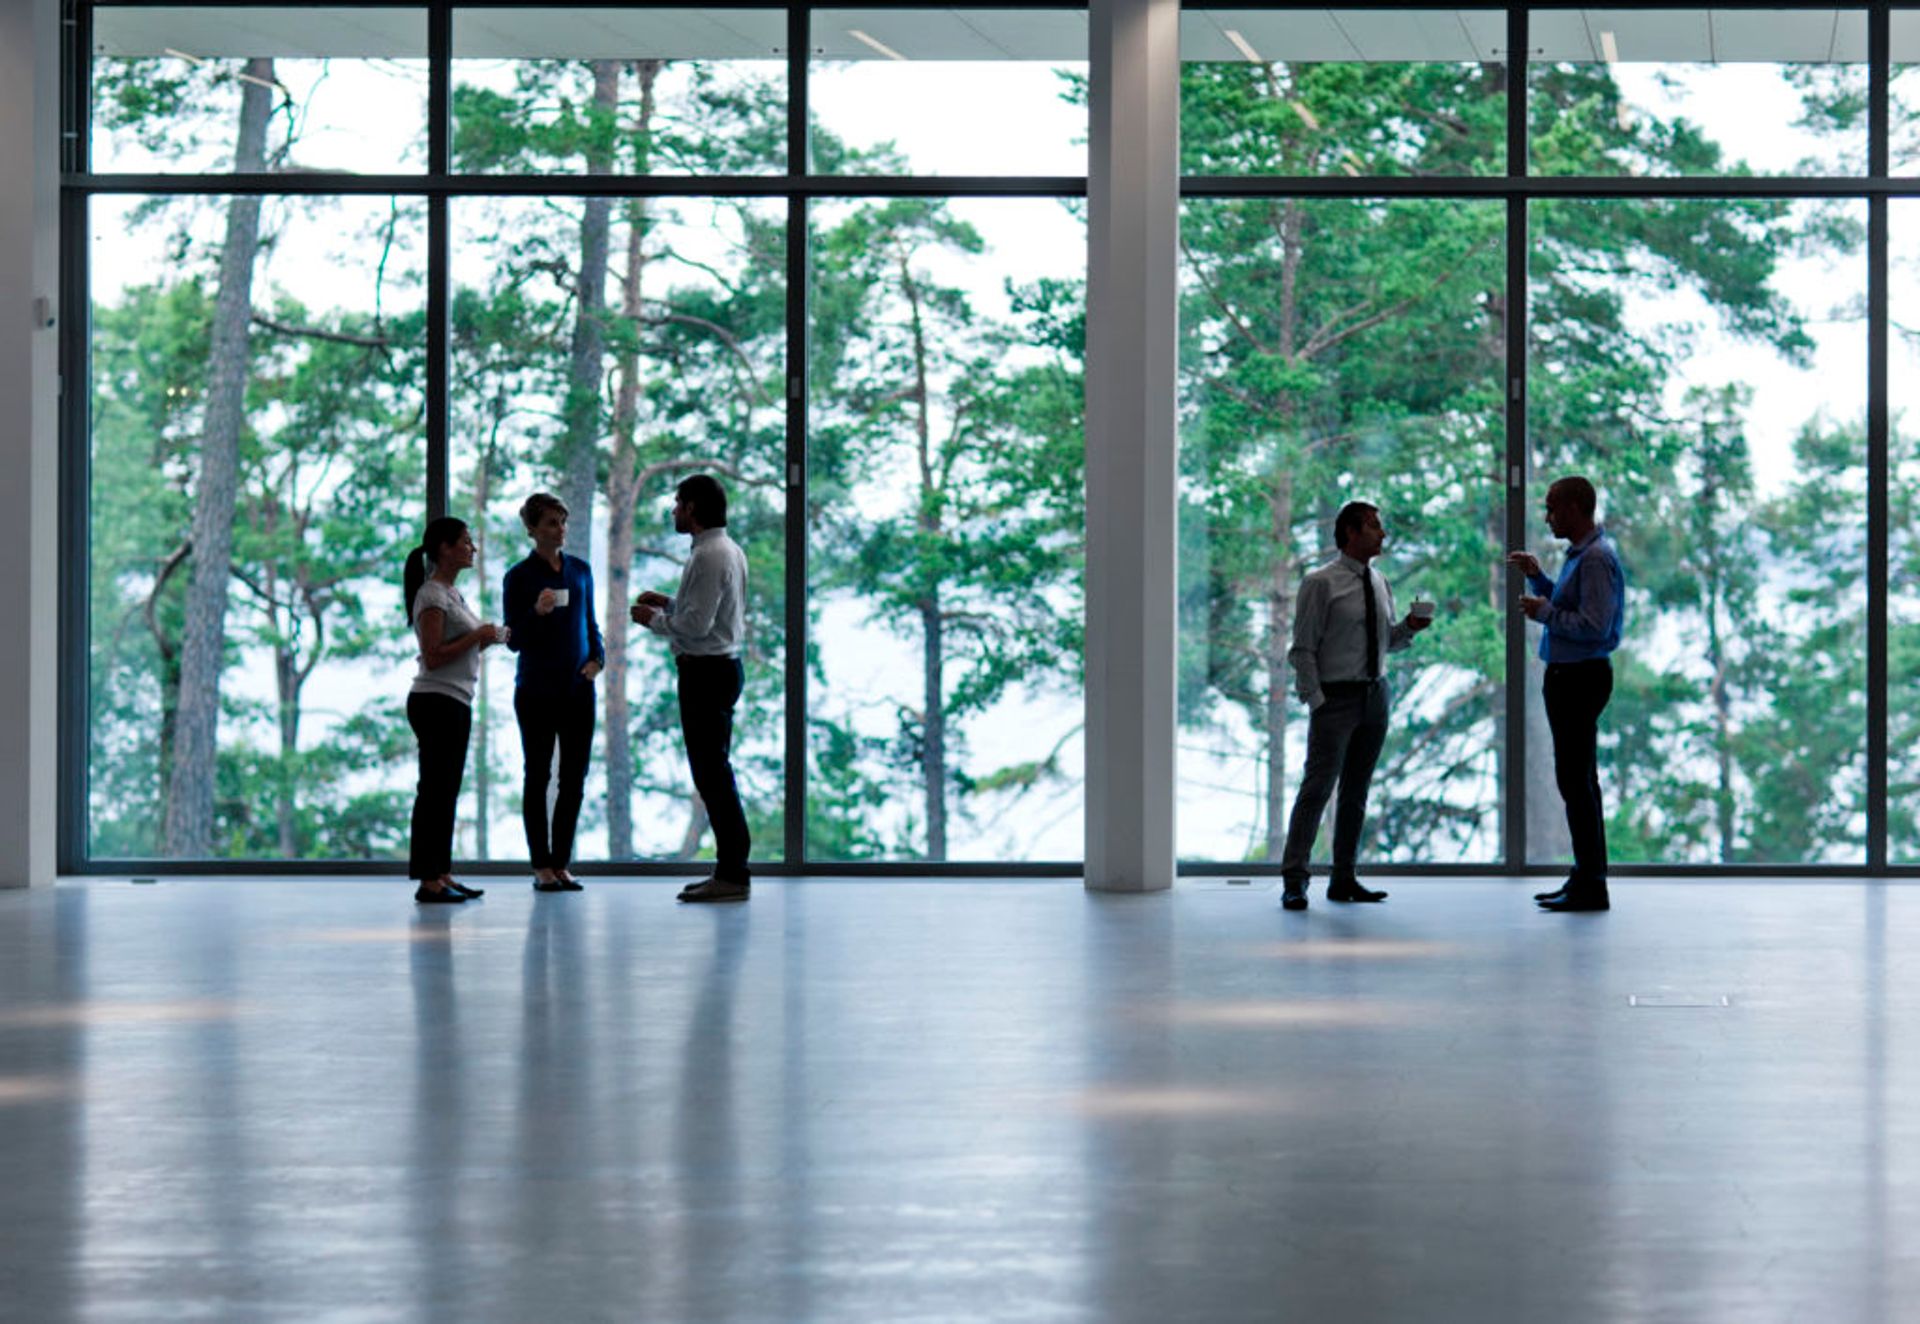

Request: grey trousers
left=1279, top=680, right=1390, bottom=884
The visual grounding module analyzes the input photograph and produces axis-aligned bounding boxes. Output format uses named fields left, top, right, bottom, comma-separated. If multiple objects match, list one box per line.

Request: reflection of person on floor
left=1508, top=475, right=1625, bottom=913
left=1278, top=502, right=1431, bottom=912
left=631, top=474, right=752, bottom=903
left=503, top=492, right=604, bottom=894
left=402, top=517, right=502, bottom=905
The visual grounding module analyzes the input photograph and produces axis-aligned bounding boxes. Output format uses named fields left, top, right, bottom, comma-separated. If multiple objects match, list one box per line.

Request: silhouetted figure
left=403, top=517, right=503, bottom=904
left=504, top=492, right=605, bottom=893
left=1509, top=476, right=1625, bottom=912
left=631, top=475, right=751, bottom=903
left=1277, top=502, right=1432, bottom=911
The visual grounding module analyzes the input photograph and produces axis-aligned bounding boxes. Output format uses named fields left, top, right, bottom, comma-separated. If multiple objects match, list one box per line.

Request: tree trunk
left=1706, top=555, right=1735, bottom=861
left=472, top=431, right=495, bottom=859
left=902, top=257, right=946, bottom=859
left=165, top=59, right=273, bottom=857
left=1260, top=197, right=1304, bottom=862
left=557, top=61, right=621, bottom=558
left=604, top=62, right=660, bottom=860
left=274, top=641, right=298, bottom=858
left=678, top=796, right=710, bottom=860
left=1263, top=482, right=1295, bottom=862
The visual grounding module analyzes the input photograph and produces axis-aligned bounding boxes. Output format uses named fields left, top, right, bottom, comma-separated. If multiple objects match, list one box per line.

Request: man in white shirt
left=631, top=474, right=752, bottom=903
left=1278, top=502, right=1431, bottom=911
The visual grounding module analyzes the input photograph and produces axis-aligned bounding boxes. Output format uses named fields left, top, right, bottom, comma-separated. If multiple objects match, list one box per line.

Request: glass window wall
left=87, top=192, right=427, bottom=859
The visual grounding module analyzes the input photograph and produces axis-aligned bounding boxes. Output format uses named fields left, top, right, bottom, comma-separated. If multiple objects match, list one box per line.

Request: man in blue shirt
left=1508, top=476, right=1625, bottom=913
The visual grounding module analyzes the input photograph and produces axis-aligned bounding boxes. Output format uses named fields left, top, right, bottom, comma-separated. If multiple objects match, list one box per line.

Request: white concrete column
left=1084, top=0, right=1179, bottom=892
left=0, top=0, right=62, bottom=887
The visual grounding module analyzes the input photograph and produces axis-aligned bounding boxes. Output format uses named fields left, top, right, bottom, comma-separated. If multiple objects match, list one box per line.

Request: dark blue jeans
left=677, top=655, right=751, bottom=883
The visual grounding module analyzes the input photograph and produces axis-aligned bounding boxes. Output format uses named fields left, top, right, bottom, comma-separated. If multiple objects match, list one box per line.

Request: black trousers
left=407, top=692, right=471, bottom=882
left=677, top=655, right=751, bottom=883
left=1544, top=658, right=1614, bottom=885
left=1279, top=680, right=1390, bottom=883
left=515, top=682, right=596, bottom=871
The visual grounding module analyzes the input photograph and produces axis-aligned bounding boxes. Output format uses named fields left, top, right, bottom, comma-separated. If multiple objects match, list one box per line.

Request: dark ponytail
left=404, top=516, right=469, bottom=624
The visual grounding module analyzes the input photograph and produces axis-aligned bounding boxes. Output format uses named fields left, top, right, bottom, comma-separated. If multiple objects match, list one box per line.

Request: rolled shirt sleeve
left=1543, top=550, right=1618, bottom=643
left=648, top=558, right=720, bottom=644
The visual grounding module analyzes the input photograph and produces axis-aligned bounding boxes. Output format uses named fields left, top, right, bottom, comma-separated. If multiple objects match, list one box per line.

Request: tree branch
left=250, top=312, right=391, bottom=349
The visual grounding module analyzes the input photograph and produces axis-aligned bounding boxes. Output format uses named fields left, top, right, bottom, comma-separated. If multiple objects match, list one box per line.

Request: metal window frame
left=57, top=0, right=1914, bottom=877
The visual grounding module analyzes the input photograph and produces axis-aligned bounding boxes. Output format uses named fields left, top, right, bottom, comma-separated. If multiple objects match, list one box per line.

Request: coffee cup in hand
left=1411, top=600, right=1436, bottom=621
left=551, top=589, right=570, bottom=608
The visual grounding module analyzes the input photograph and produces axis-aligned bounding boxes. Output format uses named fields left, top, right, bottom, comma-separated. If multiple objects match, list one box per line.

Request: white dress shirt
left=648, top=527, right=747, bottom=657
left=1288, top=553, right=1414, bottom=711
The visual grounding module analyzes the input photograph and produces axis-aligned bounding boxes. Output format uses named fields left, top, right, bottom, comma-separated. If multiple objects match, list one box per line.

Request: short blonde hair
left=519, top=491, right=568, bottom=532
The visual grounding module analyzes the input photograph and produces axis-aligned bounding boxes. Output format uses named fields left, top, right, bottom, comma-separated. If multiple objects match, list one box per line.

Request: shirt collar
left=1336, top=552, right=1371, bottom=575
left=692, top=528, right=725, bottom=547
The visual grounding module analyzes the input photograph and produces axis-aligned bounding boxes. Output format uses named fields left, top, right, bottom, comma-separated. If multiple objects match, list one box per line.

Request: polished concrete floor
left=0, top=877, right=1915, bottom=1323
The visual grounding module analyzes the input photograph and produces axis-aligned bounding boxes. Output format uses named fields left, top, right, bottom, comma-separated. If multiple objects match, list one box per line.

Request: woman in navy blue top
left=503, top=492, right=605, bottom=891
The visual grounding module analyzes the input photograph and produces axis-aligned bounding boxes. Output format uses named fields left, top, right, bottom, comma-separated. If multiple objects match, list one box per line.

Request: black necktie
left=1361, top=566, right=1379, bottom=681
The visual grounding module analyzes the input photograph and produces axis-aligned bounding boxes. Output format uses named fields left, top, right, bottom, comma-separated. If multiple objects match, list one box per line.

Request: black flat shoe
left=1539, top=889, right=1609, bottom=912
left=558, top=876, right=584, bottom=891
left=415, top=885, right=467, bottom=904
left=448, top=880, right=485, bottom=898
left=1326, top=879, right=1388, bottom=903
left=532, top=879, right=567, bottom=893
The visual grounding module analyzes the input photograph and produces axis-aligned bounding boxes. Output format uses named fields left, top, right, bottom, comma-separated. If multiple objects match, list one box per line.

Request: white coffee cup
left=1411, top=600, right=1436, bottom=621
left=551, top=588, right=571, bottom=608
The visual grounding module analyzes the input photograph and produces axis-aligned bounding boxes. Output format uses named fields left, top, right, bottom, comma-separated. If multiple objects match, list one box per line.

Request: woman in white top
left=404, top=517, right=504, bottom=903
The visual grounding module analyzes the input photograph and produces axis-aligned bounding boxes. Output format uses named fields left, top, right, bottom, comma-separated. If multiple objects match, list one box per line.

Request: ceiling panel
left=1183, top=10, right=1507, bottom=63
left=94, top=6, right=425, bottom=59
left=454, top=8, right=785, bottom=60
left=1533, top=8, right=1861, bottom=63
left=812, top=8, right=1086, bottom=60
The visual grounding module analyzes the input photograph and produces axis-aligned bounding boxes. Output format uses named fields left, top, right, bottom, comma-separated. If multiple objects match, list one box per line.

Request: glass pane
left=89, top=193, right=427, bottom=859
left=807, top=198, right=1086, bottom=861
left=452, top=8, right=786, bottom=175
left=1891, top=200, right=1920, bottom=860
left=1891, top=9, right=1920, bottom=174
left=809, top=9, right=1087, bottom=175
left=1179, top=9, right=1507, bottom=177
left=450, top=196, right=787, bottom=864
left=1530, top=8, right=1867, bottom=177
left=91, top=6, right=427, bottom=174
left=1176, top=197, right=1507, bottom=865
left=1528, top=198, right=1866, bottom=866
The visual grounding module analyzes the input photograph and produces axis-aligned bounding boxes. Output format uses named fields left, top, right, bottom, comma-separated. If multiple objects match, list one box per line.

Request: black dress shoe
left=1534, top=885, right=1567, bottom=903
left=532, top=878, right=567, bottom=893
left=1538, top=887, right=1609, bottom=912
left=1281, top=880, right=1308, bottom=911
left=448, top=880, right=485, bottom=898
left=679, top=878, right=750, bottom=903
left=1326, top=879, right=1388, bottom=903
left=414, top=884, right=467, bottom=904
left=557, top=875, right=584, bottom=891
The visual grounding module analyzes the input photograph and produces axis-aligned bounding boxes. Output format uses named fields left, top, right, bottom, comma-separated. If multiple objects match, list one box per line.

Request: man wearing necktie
left=1278, top=502, right=1431, bottom=911
left=1509, top=476, right=1626, bottom=913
